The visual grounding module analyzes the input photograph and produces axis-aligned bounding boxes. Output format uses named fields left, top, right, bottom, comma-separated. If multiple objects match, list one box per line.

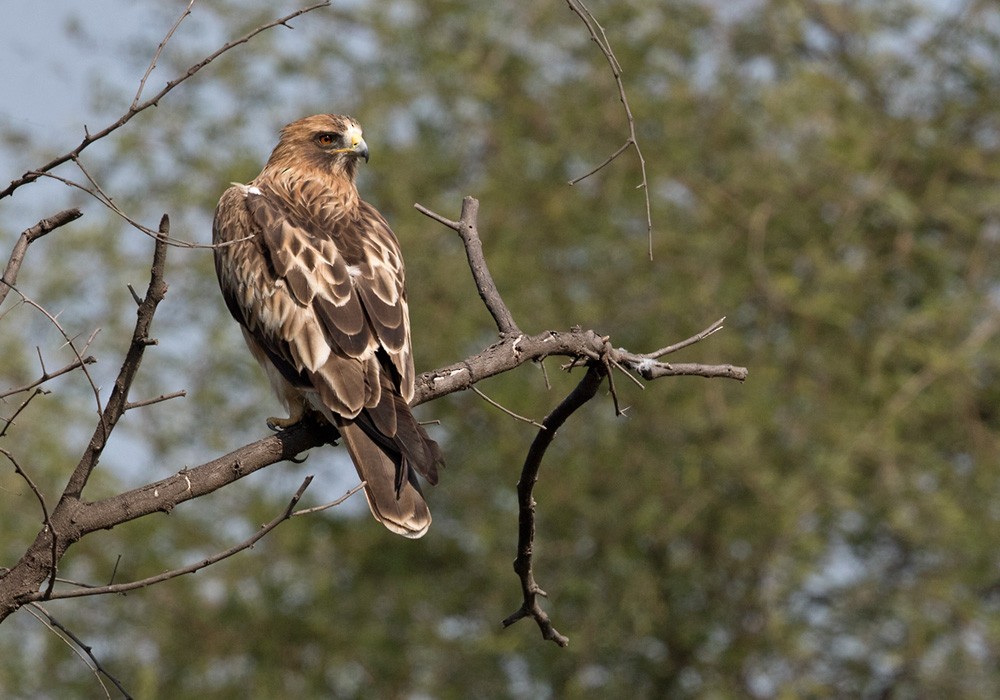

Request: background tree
left=2, top=0, right=1000, bottom=698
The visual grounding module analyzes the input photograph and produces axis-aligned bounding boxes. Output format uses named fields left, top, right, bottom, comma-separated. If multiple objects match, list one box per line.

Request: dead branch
left=641, top=317, right=727, bottom=359
left=501, top=363, right=607, bottom=646
left=1, top=389, right=46, bottom=439
left=0, top=208, right=83, bottom=308
left=415, top=197, right=521, bottom=336
left=0, top=217, right=170, bottom=613
left=11, top=294, right=104, bottom=420
left=471, top=386, right=547, bottom=429
left=132, top=0, right=197, bottom=111
left=293, top=482, right=366, bottom=516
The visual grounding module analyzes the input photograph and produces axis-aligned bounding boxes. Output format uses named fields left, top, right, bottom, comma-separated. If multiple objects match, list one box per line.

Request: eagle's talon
left=267, top=415, right=300, bottom=431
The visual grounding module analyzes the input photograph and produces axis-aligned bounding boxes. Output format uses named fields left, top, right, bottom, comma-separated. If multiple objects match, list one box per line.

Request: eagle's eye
left=316, top=133, right=337, bottom=147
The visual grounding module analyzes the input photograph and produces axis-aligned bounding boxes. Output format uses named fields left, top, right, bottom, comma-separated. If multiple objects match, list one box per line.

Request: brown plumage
left=213, top=114, right=443, bottom=538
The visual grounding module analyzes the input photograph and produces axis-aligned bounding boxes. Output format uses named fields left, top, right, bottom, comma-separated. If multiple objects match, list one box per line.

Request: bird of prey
left=212, top=114, right=443, bottom=538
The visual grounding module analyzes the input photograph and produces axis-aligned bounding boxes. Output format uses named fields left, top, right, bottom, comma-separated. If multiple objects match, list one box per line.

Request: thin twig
left=43, top=477, right=313, bottom=600
left=0, top=388, right=47, bottom=438
left=502, top=363, right=606, bottom=646
left=132, top=0, right=197, bottom=110
left=292, top=481, right=366, bottom=516
left=28, top=603, right=133, bottom=699
left=0, top=1, right=331, bottom=200
left=471, top=386, right=547, bottom=429
left=0, top=356, right=97, bottom=400
left=0, top=448, right=52, bottom=537
left=641, top=317, right=726, bottom=359
left=35, top=168, right=233, bottom=249
left=607, top=355, right=645, bottom=389
left=124, top=390, right=187, bottom=411
left=602, top=351, right=623, bottom=416
left=12, top=293, right=104, bottom=420
left=25, top=605, right=113, bottom=699
left=565, top=0, right=653, bottom=257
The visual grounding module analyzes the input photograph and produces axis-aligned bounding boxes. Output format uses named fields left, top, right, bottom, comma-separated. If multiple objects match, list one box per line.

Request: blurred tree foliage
left=2, top=0, right=1000, bottom=697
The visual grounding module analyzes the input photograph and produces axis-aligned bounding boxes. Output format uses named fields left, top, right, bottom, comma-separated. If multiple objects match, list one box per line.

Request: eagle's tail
left=336, top=419, right=433, bottom=539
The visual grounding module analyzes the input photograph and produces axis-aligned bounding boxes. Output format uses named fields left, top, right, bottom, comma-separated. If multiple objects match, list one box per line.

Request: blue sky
left=0, top=1, right=153, bottom=141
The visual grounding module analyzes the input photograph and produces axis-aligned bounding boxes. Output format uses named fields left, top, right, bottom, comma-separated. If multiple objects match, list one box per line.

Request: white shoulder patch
left=231, top=182, right=262, bottom=197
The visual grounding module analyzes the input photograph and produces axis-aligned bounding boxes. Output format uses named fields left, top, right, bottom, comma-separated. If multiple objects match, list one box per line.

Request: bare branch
left=415, top=197, right=522, bottom=336
left=413, top=327, right=746, bottom=406
left=0, top=1, right=331, bottom=201
left=502, top=363, right=607, bottom=646
left=624, top=361, right=747, bottom=382
left=0, top=209, right=83, bottom=308
left=25, top=605, right=116, bottom=699
left=565, top=0, right=653, bottom=257
left=44, top=477, right=313, bottom=600
left=567, top=139, right=631, bottom=184
left=64, top=216, right=170, bottom=499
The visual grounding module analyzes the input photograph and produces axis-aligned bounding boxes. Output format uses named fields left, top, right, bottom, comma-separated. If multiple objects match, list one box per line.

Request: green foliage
left=2, top=0, right=1000, bottom=697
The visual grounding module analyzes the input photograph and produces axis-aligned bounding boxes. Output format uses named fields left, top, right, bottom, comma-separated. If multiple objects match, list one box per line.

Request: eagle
left=212, top=114, right=443, bottom=538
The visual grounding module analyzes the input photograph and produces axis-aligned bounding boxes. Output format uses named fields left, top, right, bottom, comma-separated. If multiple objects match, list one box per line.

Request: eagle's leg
left=266, top=396, right=307, bottom=431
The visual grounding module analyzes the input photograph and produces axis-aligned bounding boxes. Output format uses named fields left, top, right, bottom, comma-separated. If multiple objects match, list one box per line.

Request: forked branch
left=501, top=363, right=606, bottom=646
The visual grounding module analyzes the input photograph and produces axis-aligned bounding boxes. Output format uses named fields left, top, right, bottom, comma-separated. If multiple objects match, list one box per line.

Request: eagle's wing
left=213, top=181, right=440, bottom=537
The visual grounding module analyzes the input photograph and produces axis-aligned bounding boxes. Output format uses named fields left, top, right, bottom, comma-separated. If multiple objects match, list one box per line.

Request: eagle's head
left=267, top=114, right=370, bottom=180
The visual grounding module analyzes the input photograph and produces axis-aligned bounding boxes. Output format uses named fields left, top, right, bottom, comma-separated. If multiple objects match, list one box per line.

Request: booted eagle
left=213, top=114, right=443, bottom=538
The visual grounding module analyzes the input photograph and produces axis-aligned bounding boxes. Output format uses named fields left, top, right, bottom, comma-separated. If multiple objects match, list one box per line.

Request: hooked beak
left=343, top=124, right=369, bottom=163
left=353, top=137, right=370, bottom=163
